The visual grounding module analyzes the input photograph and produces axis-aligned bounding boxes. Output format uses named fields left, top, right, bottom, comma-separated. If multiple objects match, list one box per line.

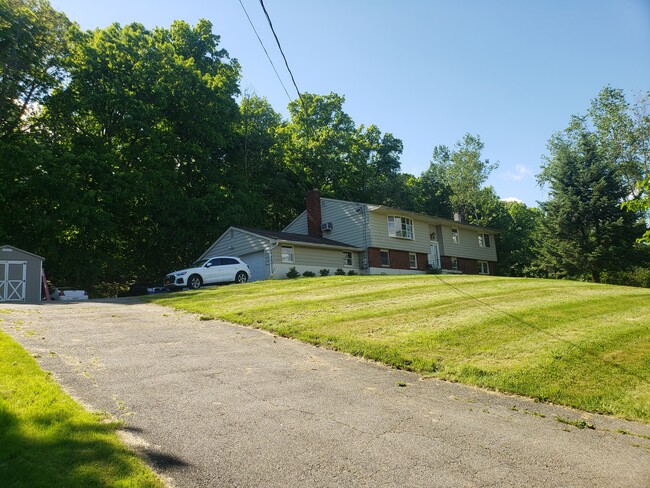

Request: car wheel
left=235, top=271, right=248, bottom=284
left=188, top=274, right=202, bottom=290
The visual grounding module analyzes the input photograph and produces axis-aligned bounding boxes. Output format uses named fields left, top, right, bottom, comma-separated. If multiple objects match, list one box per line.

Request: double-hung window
left=478, top=233, right=491, bottom=248
left=380, top=249, right=390, bottom=267
left=281, top=246, right=294, bottom=263
left=387, top=216, right=414, bottom=239
left=409, top=252, right=417, bottom=269
left=479, top=261, right=489, bottom=274
left=343, top=251, right=353, bottom=267
left=451, top=228, right=459, bottom=244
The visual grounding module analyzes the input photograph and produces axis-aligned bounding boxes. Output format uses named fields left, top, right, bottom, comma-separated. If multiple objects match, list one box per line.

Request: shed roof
left=0, top=245, right=45, bottom=260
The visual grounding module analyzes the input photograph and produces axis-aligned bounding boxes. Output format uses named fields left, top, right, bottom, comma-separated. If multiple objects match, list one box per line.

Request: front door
left=0, top=261, right=26, bottom=302
left=428, top=242, right=440, bottom=269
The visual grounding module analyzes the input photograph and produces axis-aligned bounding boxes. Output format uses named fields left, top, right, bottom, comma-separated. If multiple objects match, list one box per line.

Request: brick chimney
left=306, top=189, right=322, bottom=238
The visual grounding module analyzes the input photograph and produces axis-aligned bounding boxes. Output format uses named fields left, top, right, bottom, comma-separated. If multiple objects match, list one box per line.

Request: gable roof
left=0, top=245, right=45, bottom=260
left=236, top=227, right=360, bottom=250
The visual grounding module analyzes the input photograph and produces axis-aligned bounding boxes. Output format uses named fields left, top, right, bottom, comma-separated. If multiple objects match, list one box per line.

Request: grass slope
left=149, top=275, right=650, bottom=423
left=0, top=328, right=162, bottom=487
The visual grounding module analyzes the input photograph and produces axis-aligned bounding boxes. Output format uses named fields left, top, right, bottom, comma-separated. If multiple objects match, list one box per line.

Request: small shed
left=0, top=245, right=45, bottom=304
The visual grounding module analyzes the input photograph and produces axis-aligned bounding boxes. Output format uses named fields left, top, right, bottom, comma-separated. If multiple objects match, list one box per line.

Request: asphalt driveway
left=1, top=299, right=649, bottom=487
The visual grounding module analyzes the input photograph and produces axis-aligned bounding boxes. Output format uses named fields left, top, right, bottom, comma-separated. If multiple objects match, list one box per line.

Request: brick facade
left=367, top=248, right=428, bottom=271
left=440, top=256, right=495, bottom=275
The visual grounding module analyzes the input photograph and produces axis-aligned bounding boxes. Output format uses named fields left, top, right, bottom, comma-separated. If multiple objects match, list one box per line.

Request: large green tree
left=29, top=18, right=242, bottom=286
left=0, top=0, right=70, bottom=138
left=536, top=129, right=639, bottom=282
left=429, top=133, right=498, bottom=223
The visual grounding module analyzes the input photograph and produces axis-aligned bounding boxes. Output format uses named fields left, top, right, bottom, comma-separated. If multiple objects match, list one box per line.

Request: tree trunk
left=592, top=271, right=601, bottom=283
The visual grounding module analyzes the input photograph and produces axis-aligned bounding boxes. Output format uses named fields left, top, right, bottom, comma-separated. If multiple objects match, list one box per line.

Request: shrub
left=89, top=281, right=131, bottom=298
left=334, top=268, right=346, bottom=276
left=286, top=267, right=300, bottom=279
left=601, top=267, right=650, bottom=288
left=302, top=271, right=316, bottom=277
left=319, top=269, right=330, bottom=277
left=347, top=270, right=357, bottom=276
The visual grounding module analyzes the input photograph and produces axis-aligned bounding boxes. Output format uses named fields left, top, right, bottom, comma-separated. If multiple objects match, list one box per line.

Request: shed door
left=0, top=261, right=27, bottom=302
left=240, top=252, right=268, bottom=282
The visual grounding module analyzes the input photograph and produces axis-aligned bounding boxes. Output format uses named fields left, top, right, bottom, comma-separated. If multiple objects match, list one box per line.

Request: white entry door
left=428, top=241, right=441, bottom=269
left=0, top=261, right=27, bottom=302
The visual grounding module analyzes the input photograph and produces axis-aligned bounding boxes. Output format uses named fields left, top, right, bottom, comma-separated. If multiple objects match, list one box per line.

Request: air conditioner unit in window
left=321, top=222, right=333, bottom=231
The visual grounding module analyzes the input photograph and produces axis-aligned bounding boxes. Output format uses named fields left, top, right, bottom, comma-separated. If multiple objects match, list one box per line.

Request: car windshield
left=192, top=260, right=208, bottom=267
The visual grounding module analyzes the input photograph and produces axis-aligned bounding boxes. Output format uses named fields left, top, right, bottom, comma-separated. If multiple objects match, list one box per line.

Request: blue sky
left=50, top=0, right=650, bottom=207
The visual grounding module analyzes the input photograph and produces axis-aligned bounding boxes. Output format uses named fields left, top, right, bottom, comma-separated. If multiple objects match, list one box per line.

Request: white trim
left=281, top=245, right=294, bottom=263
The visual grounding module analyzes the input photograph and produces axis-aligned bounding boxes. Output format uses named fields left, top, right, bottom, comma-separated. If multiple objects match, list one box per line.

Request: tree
left=277, top=92, right=406, bottom=207
left=28, top=19, right=242, bottom=286
left=0, top=0, right=70, bottom=138
left=496, top=201, right=541, bottom=276
left=622, top=176, right=650, bottom=243
left=536, top=130, right=638, bottom=282
left=430, top=133, right=498, bottom=223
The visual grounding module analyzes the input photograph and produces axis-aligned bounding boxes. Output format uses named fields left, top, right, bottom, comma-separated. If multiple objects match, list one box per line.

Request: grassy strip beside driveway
left=149, top=275, right=650, bottom=423
left=0, top=327, right=163, bottom=487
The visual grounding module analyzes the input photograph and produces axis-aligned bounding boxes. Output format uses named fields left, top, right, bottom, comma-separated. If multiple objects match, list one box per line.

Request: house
left=201, top=190, right=498, bottom=280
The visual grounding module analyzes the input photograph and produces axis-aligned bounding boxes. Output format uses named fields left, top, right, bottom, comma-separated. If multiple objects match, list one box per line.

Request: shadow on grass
left=0, top=406, right=176, bottom=487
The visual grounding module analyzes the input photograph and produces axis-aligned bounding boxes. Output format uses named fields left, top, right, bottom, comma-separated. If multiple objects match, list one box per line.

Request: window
left=451, top=257, right=459, bottom=271
left=478, top=233, right=491, bottom=248
left=380, top=249, right=390, bottom=267
left=343, top=251, right=353, bottom=267
left=479, top=261, right=489, bottom=274
left=452, top=228, right=459, bottom=244
left=281, top=246, right=294, bottom=263
left=387, top=216, right=414, bottom=239
left=409, top=252, right=417, bottom=269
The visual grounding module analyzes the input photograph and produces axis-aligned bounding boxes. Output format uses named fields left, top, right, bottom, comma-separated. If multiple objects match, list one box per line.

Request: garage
left=239, top=251, right=269, bottom=282
left=0, top=245, right=45, bottom=304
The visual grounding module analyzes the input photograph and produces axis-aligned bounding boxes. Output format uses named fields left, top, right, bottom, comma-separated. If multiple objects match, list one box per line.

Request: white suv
left=164, top=256, right=251, bottom=290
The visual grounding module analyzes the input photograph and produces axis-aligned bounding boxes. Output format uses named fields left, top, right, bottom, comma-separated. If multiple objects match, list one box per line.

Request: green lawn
left=149, top=275, right=650, bottom=423
left=0, top=327, right=163, bottom=487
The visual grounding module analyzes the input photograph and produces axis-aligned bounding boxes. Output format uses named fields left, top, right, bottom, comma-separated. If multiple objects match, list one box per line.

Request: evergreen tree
left=536, top=130, right=638, bottom=282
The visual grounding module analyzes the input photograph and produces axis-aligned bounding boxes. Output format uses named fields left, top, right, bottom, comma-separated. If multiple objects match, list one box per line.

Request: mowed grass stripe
left=149, top=275, right=650, bottom=422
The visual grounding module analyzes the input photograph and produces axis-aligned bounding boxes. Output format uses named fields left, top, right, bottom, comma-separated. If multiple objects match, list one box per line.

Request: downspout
left=267, top=240, right=279, bottom=279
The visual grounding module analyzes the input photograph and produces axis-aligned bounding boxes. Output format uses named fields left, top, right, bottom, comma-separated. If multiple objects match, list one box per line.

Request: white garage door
left=240, top=252, right=268, bottom=282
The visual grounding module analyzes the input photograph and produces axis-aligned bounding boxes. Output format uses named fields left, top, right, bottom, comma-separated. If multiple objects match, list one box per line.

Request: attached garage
left=0, top=245, right=44, bottom=304
left=239, top=251, right=269, bottom=282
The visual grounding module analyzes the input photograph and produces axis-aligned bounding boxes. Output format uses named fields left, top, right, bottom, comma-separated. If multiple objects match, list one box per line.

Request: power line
left=237, top=0, right=292, bottom=101
left=258, top=0, right=308, bottom=115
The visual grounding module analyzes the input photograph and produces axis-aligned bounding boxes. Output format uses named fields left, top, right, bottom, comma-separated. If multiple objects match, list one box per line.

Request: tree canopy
left=1, top=0, right=648, bottom=291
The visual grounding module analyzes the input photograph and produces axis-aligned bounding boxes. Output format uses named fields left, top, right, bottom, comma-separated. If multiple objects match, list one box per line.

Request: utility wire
left=237, top=0, right=292, bottom=101
left=258, top=0, right=309, bottom=115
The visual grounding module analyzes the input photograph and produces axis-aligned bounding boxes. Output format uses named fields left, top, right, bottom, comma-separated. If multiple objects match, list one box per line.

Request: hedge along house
left=198, top=228, right=363, bottom=281
left=0, top=245, right=45, bottom=304
left=201, top=190, right=499, bottom=280
left=283, top=190, right=499, bottom=276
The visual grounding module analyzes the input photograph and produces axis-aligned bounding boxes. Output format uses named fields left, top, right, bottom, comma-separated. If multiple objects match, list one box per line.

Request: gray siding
left=1, top=245, right=44, bottom=304
left=439, top=225, right=497, bottom=261
left=272, top=244, right=359, bottom=269
left=283, top=211, right=308, bottom=234
left=367, top=212, right=430, bottom=253
left=201, top=228, right=271, bottom=260
left=319, top=199, right=368, bottom=248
